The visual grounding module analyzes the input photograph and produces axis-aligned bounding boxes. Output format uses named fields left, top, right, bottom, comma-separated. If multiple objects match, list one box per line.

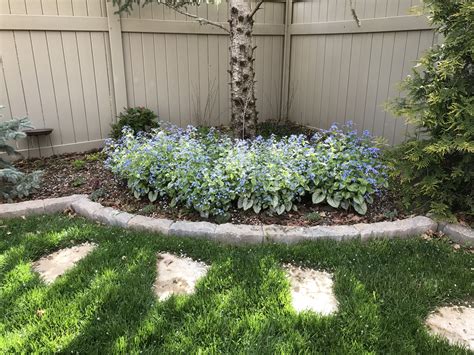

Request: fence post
left=280, top=0, right=293, bottom=121
left=106, top=0, right=127, bottom=117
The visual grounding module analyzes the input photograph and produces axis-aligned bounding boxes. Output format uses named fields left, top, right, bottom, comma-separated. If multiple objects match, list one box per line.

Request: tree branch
left=349, top=0, right=361, bottom=27
left=164, top=4, right=230, bottom=33
left=250, top=0, right=264, bottom=19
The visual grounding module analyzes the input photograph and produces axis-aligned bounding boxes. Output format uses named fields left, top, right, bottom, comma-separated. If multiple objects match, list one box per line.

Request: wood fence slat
left=91, top=32, right=114, bottom=138
left=154, top=33, right=171, bottom=121
left=1, top=31, right=27, bottom=117
left=0, top=0, right=437, bottom=154
left=46, top=31, right=75, bottom=143
left=30, top=31, right=62, bottom=146
left=177, top=34, right=192, bottom=126
left=61, top=31, right=88, bottom=142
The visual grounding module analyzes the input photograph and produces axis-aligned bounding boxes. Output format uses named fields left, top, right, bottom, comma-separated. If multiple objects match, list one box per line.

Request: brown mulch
left=8, top=150, right=410, bottom=226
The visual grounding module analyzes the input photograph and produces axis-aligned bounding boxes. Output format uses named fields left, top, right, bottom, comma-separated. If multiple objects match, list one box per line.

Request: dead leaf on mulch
left=421, top=234, right=432, bottom=241
left=64, top=207, right=77, bottom=218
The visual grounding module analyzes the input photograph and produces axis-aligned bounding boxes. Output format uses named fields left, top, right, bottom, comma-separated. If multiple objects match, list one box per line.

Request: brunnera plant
left=388, top=0, right=473, bottom=219
left=104, top=123, right=387, bottom=219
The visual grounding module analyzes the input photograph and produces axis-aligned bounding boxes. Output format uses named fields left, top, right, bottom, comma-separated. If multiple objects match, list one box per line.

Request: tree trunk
left=228, top=0, right=258, bottom=139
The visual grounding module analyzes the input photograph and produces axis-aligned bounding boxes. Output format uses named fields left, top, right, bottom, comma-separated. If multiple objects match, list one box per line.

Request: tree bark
left=228, top=0, right=258, bottom=139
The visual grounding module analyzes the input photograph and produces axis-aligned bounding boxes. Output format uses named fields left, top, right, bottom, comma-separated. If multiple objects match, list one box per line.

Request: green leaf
left=353, top=201, right=368, bottom=215
left=170, top=197, right=177, bottom=207
left=243, top=197, right=253, bottom=211
left=327, top=195, right=341, bottom=208
left=353, top=194, right=364, bottom=206
left=237, top=197, right=244, bottom=209
left=272, top=195, right=279, bottom=208
left=276, top=204, right=285, bottom=215
left=133, top=190, right=141, bottom=199
left=148, top=190, right=158, bottom=202
left=341, top=200, right=350, bottom=210
left=348, top=184, right=358, bottom=192
left=253, top=204, right=262, bottom=214
left=312, top=189, right=326, bottom=204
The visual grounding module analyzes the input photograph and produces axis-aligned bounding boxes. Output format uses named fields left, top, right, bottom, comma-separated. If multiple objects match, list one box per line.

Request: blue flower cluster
left=104, top=122, right=387, bottom=217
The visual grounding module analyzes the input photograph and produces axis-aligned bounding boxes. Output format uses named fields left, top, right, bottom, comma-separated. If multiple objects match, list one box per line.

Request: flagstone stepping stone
left=284, top=265, right=338, bottom=315
left=153, top=252, right=209, bottom=301
left=32, top=242, right=97, bottom=284
left=426, top=306, right=474, bottom=351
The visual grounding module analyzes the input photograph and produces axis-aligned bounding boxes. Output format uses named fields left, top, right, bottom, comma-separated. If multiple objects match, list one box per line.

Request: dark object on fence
left=24, top=128, right=54, bottom=158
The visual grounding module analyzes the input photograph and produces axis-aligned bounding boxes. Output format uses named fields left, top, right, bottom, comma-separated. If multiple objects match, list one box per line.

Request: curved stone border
left=438, top=223, right=474, bottom=246
left=1, top=195, right=471, bottom=246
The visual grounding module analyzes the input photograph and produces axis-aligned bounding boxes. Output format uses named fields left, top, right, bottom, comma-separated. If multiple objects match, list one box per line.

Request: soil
left=8, top=150, right=412, bottom=227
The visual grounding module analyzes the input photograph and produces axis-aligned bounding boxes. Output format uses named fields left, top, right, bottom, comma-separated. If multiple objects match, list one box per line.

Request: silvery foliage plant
left=105, top=122, right=387, bottom=219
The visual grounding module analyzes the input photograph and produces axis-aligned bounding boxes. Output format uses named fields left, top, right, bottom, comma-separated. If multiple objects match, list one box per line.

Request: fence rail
left=0, top=0, right=434, bottom=156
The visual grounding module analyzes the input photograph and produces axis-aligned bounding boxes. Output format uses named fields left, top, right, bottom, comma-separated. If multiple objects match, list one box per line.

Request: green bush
left=0, top=108, right=42, bottom=200
left=110, top=107, right=159, bottom=140
left=305, top=212, right=322, bottom=223
left=85, top=151, right=105, bottom=162
left=388, top=0, right=473, bottom=218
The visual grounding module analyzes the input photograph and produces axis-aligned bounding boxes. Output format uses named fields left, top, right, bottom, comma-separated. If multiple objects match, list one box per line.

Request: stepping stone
left=32, top=242, right=97, bottom=284
left=426, top=306, right=474, bottom=351
left=284, top=264, right=338, bottom=315
left=153, top=252, right=209, bottom=301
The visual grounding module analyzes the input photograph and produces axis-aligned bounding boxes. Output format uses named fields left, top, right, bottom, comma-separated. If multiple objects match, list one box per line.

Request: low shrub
left=105, top=123, right=387, bottom=218
left=90, top=187, right=106, bottom=202
left=110, top=107, right=159, bottom=140
left=85, top=151, right=105, bottom=162
left=72, top=159, right=86, bottom=170
left=305, top=212, right=322, bottom=223
left=72, top=177, right=85, bottom=187
left=138, top=204, right=157, bottom=216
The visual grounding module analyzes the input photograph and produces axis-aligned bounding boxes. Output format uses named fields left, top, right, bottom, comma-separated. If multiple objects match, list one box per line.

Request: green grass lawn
left=1, top=215, right=473, bottom=354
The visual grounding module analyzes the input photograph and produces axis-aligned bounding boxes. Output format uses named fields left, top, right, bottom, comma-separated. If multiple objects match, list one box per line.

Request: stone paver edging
left=438, top=222, right=474, bottom=246
left=1, top=195, right=472, bottom=246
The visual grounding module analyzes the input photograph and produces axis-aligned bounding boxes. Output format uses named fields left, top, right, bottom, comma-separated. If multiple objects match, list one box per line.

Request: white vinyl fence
left=0, top=0, right=434, bottom=156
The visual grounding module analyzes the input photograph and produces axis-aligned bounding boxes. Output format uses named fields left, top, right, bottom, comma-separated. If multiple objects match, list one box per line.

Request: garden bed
left=10, top=151, right=408, bottom=227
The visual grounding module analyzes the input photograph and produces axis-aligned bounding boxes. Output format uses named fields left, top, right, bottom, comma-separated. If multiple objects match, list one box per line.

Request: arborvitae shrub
left=388, top=0, right=473, bottom=218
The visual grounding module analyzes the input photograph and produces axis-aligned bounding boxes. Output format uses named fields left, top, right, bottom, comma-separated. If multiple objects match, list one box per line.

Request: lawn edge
left=2, top=196, right=471, bottom=246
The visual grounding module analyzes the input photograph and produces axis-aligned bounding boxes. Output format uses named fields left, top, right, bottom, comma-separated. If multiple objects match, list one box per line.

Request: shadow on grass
left=0, top=214, right=472, bottom=353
